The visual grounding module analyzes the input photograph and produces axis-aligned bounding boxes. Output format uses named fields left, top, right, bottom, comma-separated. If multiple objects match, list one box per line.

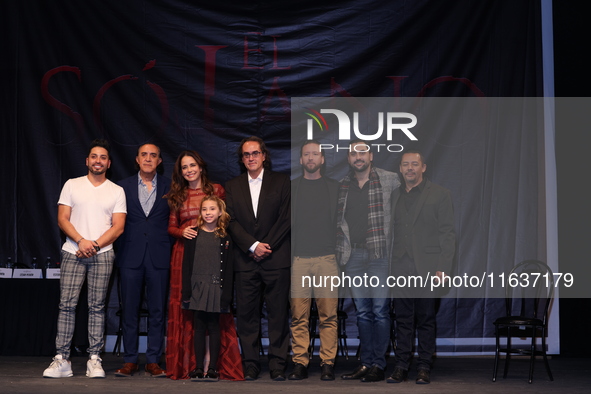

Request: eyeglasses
left=242, top=151, right=262, bottom=159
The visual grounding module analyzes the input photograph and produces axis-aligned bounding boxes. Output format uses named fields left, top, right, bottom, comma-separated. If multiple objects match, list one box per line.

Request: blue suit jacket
left=116, top=174, right=172, bottom=269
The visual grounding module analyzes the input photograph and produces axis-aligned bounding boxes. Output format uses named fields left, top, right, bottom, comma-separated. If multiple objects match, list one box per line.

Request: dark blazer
left=389, top=179, right=456, bottom=276
left=181, top=233, right=234, bottom=311
left=226, top=170, right=291, bottom=271
left=116, top=174, right=172, bottom=269
left=291, top=175, right=339, bottom=257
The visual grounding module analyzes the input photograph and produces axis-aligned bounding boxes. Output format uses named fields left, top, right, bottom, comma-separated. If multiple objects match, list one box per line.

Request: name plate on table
left=46, top=268, right=61, bottom=279
left=0, top=268, right=13, bottom=278
left=13, top=268, right=43, bottom=279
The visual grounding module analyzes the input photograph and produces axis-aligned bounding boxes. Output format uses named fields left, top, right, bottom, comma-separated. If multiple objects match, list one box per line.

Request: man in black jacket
left=387, top=150, right=456, bottom=385
left=226, top=136, right=291, bottom=381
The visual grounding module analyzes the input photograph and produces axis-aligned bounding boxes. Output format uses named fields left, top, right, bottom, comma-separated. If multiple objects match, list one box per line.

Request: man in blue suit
left=115, top=143, right=172, bottom=377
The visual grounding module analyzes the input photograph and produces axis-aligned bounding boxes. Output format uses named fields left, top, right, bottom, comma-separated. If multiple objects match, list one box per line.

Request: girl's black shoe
left=203, top=368, right=219, bottom=381
left=189, top=368, right=204, bottom=380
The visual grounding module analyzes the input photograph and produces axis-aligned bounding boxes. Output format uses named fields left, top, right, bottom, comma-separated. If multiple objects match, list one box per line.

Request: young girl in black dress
left=182, top=195, right=233, bottom=381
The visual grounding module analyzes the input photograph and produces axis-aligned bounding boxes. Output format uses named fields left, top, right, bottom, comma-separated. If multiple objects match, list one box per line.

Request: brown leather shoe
left=145, top=363, right=166, bottom=377
left=115, top=363, right=139, bottom=377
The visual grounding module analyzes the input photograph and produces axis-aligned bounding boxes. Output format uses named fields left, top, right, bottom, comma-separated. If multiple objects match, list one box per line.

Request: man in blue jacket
left=115, top=143, right=172, bottom=377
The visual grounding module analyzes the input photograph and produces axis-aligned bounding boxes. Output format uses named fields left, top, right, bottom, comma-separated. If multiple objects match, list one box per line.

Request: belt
left=351, top=243, right=367, bottom=249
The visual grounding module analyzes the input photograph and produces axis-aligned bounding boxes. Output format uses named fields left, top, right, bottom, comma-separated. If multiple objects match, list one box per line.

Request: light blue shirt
left=138, top=172, right=157, bottom=216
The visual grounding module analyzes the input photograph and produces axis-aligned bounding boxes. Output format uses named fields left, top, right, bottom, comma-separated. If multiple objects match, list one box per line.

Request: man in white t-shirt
left=43, top=139, right=126, bottom=379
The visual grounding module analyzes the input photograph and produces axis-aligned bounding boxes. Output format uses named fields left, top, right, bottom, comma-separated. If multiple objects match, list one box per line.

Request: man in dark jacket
left=115, top=143, right=172, bottom=378
left=387, top=150, right=456, bottom=385
left=226, top=136, right=291, bottom=381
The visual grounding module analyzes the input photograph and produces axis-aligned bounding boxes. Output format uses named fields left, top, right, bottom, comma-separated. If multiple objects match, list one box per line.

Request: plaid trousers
left=55, top=250, right=114, bottom=359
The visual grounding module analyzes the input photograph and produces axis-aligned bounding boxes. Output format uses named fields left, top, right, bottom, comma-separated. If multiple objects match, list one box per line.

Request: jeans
left=344, top=248, right=391, bottom=370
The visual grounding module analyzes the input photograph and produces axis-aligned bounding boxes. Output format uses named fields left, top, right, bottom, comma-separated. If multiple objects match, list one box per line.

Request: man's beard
left=88, top=165, right=107, bottom=176
left=303, top=162, right=322, bottom=174
left=352, top=161, right=370, bottom=172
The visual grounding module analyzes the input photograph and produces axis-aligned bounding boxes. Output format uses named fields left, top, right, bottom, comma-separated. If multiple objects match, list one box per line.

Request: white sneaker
left=43, top=354, right=73, bottom=378
left=86, top=354, right=106, bottom=378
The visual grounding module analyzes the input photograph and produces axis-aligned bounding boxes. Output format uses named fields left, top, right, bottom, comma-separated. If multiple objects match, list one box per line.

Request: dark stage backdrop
left=1, top=0, right=547, bottom=353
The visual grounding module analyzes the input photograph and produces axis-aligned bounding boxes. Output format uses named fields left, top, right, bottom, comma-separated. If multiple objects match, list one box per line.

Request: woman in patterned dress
left=165, top=150, right=242, bottom=380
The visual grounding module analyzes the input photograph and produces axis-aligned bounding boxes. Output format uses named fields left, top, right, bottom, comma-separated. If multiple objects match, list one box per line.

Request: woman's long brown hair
left=166, top=150, right=214, bottom=212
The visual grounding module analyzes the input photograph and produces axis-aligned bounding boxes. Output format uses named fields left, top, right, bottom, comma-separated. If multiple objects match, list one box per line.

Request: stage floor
left=1, top=353, right=588, bottom=393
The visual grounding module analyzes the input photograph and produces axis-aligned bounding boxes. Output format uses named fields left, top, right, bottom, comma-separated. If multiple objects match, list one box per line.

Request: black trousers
left=391, top=254, right=437, bottom=371
left=235, top=266, right=290, bottom=372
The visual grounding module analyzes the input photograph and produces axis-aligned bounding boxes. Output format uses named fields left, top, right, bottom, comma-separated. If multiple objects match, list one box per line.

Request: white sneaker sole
left=43, top=371, right=73, bottom=378
left=86, top=370, right=106, bottom=378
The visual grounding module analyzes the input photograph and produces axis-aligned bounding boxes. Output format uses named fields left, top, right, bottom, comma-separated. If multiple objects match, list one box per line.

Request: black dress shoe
left=270, top=369, right=286, bottom=381
left=416, top=369, right=430, bottom=384
left=387, top=367, right=408, bottom=383
left=203, top=368, right=219, bottom=382
left=361, top=365, right=385, bottom=382
left=320, top=364, right=335, bottom=381
left=288, top=363, right=308, bottom=380
left=341, top=365, right=369, bottom=380
left=244, top=366, right=259, bottom=381
left=189, top=368, right=204, bottom=380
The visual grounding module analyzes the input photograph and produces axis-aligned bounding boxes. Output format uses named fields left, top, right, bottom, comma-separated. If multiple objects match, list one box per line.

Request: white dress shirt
left=248, top=168, right=264, bottom=252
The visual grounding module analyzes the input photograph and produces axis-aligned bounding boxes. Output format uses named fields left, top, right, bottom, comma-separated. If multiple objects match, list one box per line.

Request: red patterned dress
left=166, top=184, right=243, bottom=380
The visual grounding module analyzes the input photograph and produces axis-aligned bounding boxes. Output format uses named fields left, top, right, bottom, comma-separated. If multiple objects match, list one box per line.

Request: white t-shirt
left=58, top=176, right=127, bottom=254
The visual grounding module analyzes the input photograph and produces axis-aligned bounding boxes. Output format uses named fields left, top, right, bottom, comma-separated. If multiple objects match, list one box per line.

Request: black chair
left=309, top=298, right=349, bottom=359
left=492, top=259, right=555, bottom=383
left=112, top=269, right=150, bottom=357
left=337, top=298, right=350, bottom=359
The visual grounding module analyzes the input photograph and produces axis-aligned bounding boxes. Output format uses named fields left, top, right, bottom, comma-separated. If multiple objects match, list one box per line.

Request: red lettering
left=270, top=35, right=291, bottom=70
left=93, top=75, right=138, bottom=133
left=330, top=77, right=353, bottom=97
left=386, top=76, right=409, bottom=97
left=242, top=32, right=264, bottom=70
left=146, top=81, right=169, bottom=133
left=143, top=60, right=156, bottom=71
left=417, top=76, right=485, bottom=97
left=329, top=78, right=367, bottom=113
left=196, top=45, right=228, bottom=128
left=143, top=60, right=169, bottom=132
left=260, top=77, right=290, bottom=122
left=40, top=66, right=85, bottom=135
